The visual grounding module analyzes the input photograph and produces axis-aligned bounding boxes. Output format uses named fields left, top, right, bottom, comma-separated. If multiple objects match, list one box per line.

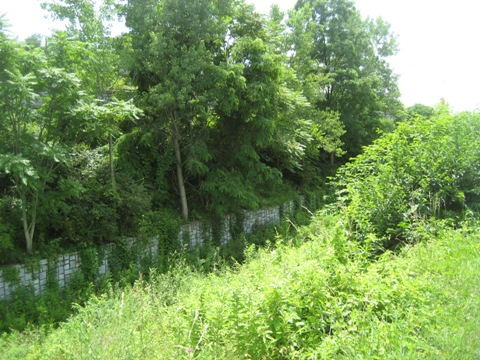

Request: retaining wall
left=0, top=199, right=300, bottom=300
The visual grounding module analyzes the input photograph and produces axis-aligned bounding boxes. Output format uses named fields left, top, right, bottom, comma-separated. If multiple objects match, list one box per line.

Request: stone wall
left=177, top=204, right=289, bottom=247
left=0, top=199, right=299, bottom=300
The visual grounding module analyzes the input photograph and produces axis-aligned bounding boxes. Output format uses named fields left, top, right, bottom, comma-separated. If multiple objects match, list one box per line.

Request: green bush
left=0, top=262, right=74, bottom=333
left=333, top=106, right=480, bottom=249
left=79, top=246, right=101, bottom=283
left=0, top=197, right=24, bottom=264
left=138, top=209, right=181, bottom=273
left=107, top=237, right=138, bottom=283
left=1, top=266, right=20, bottom=285
left=115, top=175, right=153, bottom=236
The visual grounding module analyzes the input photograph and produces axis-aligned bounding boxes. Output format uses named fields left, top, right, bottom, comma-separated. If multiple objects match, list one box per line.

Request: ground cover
left=1, top=215, right=478, bottom=359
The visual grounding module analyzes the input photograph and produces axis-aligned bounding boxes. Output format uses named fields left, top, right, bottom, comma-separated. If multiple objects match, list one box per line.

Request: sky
left=2, top=0, right=480, bottom=112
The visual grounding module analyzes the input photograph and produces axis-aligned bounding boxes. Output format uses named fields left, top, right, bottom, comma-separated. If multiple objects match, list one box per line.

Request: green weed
left=1, top=216, right=478, bottom=359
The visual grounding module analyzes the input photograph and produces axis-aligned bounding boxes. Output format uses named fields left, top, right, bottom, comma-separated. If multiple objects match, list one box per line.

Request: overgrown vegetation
left=1, top=0, right=479, bottom=357
left=1, top=99, right=479, bottom=358
left=1, top=216, right=478, bottom=359
left=0, top=0, right=401, bottom=258
left=334, top=105, right=480, bottom=251
left=0, top=202, right=315, bottom=334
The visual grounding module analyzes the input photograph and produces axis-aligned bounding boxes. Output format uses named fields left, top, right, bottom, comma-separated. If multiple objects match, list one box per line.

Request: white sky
left=2, top=0, right=480, bottom=112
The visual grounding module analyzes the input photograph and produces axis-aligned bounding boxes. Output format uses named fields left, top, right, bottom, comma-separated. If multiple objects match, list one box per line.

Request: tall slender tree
left=0, top=37, right=84, bottom=253
left=126, top=0, right=236, bottom=220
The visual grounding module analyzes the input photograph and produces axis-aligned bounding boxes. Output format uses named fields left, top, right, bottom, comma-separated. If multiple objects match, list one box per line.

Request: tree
left=289, top=0, right=402, bottom=158
left=0, top=37, right=84, bottom=254
left=42, top=0, right=124, bottom=98
left=0, top=13, right=10, bottom=35
left=126, top=0, right=237, bottom=220
left=200, top=3, right=319, bottom=212
left=41, top=0, right=117, bottom=42
left=71, top=98, right=142, bottom=188
left=125, top=0, right=328, bottom=217
left=406, top=103, right=435, bottom=119
left=24, top=34, right=43, bottom=48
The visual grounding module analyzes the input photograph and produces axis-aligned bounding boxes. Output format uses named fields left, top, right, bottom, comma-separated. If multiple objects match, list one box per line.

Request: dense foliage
left=289, top=0, right=402, bottom=158
left=0, top=0, right=402, bottom=259
left=1, top=87, right=479, bottom=357
left=1, top=216, right=479, bottom=358
left=333, top=106, right=480, bottom=250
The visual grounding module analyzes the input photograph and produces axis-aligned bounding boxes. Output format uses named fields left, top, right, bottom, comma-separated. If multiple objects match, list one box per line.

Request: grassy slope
left=1, top=216, right=479, bottom=359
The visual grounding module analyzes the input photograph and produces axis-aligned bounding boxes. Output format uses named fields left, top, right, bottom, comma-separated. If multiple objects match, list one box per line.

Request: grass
left=0, top=215, right=479, bottom=359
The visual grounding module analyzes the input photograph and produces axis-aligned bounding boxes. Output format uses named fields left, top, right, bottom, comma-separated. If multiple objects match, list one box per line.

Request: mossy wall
left=0, top=200, right=300, bottom=300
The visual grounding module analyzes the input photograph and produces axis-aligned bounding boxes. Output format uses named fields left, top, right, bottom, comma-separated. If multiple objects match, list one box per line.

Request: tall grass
left=1, top=215, right=479, bottom=359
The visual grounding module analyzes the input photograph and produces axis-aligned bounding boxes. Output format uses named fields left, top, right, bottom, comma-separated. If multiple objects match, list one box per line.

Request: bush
left=138, top=209, right=181, bottom=273
left=4, top=217, right=479, bottom=358
left=333, top=106, right=480, bottom=249
left=0, top=197, right=24, bottom=264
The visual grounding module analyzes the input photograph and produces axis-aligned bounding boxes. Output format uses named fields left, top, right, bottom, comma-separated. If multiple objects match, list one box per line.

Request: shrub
left=333, top=106, right=480, bottom=249
left=138, top=209, right=181, bottom=273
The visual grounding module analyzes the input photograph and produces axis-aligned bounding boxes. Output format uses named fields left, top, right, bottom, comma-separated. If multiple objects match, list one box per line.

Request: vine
left=1, top=265, right=20, bottom=286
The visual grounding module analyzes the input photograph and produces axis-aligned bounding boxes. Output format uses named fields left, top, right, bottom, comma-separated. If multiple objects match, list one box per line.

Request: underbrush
left=1, top=215, right=479, bottom=359
left=2, top=110, right=480, bottom=358
left=0, top=204, right=310, bottom=335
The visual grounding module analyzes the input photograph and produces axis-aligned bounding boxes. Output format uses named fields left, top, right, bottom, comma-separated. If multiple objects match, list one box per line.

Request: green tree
left=0, top=37, right=84, bottom=254
left=125, top=0, right=326, bottom=217
left=24, top=34, right=43, bottom=48
left=406, top=103, right=435, bottom=119
left=200, top=4, right=319, bottom=212
left=126, top=0, right=238, bottom=220
left=289, top=0, right=402, bottom=158
left=42, top=0, right=124, bottom=98
left=41, top=0, right=117, bottom=42
left=70, top=98, right=142, bottom=188
left=0, top=13, right=10, bottom=35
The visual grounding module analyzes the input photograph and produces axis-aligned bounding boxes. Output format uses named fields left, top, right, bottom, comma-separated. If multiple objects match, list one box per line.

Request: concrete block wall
left=176, top=204, right=289, bottom=247
left=242, top=206, right=281, bottom=234
left=0, top=254, right=82, bottom=300
left=178, top=221, right=212, bottom=248
left=0, top=198, right=301, bottom=300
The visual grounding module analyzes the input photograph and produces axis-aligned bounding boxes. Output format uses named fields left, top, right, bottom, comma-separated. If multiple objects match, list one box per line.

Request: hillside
left=2, top=98, right=480, bottom=359
left=1, top=213, right=479, bottom=359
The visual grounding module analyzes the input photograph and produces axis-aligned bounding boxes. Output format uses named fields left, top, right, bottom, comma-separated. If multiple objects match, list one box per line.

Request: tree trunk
left=20, top=192, right=37, bottom=255
left=330, top=152, right=335, bottom=167
left=172, top=120, right=188, bottom=220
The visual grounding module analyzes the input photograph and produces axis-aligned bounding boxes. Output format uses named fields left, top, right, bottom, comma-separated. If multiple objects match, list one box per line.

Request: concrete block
left=24, top=272, right=32, bottom=283
left=98, top=264, right=106, bottom=275
left=40, top=271, right=47, bottom=281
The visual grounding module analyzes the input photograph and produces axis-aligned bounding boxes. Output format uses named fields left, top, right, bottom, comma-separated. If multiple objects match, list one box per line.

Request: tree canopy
left=0, top=0, right=403, bottom=257
left=289, top=0, right=402, bottom=157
